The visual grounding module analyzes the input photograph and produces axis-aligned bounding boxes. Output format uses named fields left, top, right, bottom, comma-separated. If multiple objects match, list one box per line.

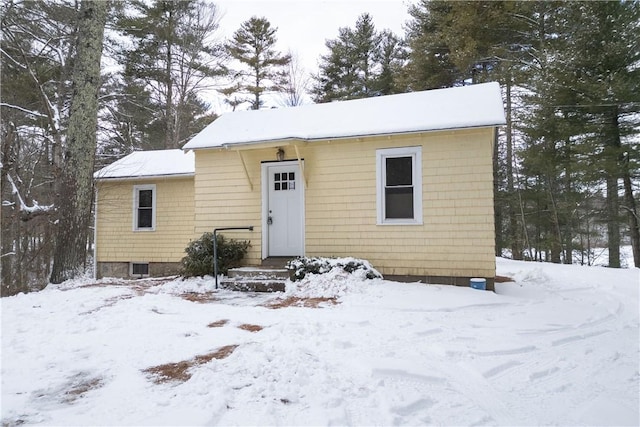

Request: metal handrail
left=213, top=226, right=254, bottom=289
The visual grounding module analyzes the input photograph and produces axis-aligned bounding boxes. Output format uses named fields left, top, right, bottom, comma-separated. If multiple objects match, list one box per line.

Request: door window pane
left=273, top=170, right=296, bottom=191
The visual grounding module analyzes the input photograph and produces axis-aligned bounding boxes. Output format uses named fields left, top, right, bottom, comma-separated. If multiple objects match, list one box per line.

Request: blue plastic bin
left=470, top=278, right=486, bottom=290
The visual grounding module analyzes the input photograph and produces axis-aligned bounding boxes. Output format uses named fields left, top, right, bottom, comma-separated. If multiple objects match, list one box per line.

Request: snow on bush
left=287, top=256, right=382, bottom=281
left=285, top=257, right=382, bottom=298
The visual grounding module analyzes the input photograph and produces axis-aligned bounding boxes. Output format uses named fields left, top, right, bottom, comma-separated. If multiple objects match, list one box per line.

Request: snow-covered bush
left=286, top=256, right=382, bottom=281
left=181, top=233, right=250, bottom=277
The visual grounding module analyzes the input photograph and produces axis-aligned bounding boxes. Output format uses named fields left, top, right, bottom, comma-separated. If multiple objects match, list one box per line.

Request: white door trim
left=261, top=161, right=305, bottom=259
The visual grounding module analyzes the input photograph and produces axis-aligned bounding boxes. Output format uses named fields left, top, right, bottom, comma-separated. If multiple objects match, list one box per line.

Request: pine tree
left=374, top=31, right=406, bottom=96
left=312, top=13, right=404, bottom=102
left=509, top=1, right=640, bottom=267
left=114, top=0, right=224, bottom=149
left=225, top=16, right=290, bottom=110
left=560, top=1, right=640, bottom=267
left=401, top=0, right=459, bottom=91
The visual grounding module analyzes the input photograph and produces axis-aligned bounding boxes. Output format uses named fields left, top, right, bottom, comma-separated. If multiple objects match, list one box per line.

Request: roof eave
left=95, top=172, right=195, bottom=182
left=182, top=122, right=505, bottom=151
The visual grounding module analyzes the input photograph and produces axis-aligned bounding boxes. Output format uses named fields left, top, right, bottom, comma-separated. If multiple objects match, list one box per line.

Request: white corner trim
left=93, top=186, right=98, bottom=279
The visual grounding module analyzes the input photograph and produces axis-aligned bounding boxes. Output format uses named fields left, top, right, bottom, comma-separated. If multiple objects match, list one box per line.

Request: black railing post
left=213, top=226, right=254, bottom=289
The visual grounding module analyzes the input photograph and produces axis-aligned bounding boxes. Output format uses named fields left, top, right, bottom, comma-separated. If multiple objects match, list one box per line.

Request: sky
left=215, top=0, right=412, bottom=69
left=210, top=0, right=413, bottom=110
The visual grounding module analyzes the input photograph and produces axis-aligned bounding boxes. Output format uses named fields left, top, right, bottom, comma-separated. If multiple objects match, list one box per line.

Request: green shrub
left=181, top=233, right=250, bottom=277
left=286, top=256, right=382, bottom=281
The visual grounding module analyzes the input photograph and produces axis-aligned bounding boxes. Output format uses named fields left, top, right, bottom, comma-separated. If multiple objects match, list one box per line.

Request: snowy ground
left=2, top=259, right=638, bottom=426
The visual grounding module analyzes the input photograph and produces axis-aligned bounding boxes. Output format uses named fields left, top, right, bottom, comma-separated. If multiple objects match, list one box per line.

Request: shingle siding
left=191, top=127, right=496, bottom=280
left=96, top=177, right=196, bottom=265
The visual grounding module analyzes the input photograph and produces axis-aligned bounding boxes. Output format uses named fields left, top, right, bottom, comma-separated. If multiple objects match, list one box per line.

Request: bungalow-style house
left=95, top=82, right=505, bottom=289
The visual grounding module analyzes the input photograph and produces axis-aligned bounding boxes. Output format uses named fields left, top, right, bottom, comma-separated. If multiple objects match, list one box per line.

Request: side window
left=376, top=147, right=422, bottom=225
left=133, top=184, right=156, bottom=231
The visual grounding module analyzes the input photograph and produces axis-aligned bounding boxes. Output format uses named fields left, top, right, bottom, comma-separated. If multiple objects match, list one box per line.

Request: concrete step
left=227, top=267, right=290, bottom=280
left=223, top=267, right=290, bottom=292
left=220, top=278, right=286, bottom=293
left=261, top=257, right=295, bottom=268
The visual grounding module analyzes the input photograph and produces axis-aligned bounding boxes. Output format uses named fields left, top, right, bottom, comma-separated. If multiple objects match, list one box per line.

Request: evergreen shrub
left=181, top=233, right=250, bottom=277
left=286, top=256, right=382, bottom=281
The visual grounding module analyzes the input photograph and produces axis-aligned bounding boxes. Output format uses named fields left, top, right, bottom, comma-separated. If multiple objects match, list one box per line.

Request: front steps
left=220, top=266, right=289, bottom=292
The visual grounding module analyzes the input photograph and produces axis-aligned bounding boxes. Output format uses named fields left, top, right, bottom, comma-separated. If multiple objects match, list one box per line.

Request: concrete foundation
left=96, top=262, right=182, bottom=279
left=384, top=275, right=496, bottom=291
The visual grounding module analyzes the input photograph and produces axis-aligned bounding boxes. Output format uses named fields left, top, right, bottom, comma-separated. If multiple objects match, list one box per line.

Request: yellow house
left=95, top=82, right=505, bottom=288
left=94, top=150, right=196, bottom=278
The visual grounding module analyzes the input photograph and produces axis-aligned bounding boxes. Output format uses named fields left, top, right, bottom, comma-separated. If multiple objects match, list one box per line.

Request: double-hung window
left=133, top=184, right=156, bottom=231
left=376, top=147, right=422, bottom=225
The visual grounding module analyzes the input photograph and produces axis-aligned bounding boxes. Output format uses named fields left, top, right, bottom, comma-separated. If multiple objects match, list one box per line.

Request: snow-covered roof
left=94, top=149, right=194, bottom=180
left=183, top=82, right=505, bottom=150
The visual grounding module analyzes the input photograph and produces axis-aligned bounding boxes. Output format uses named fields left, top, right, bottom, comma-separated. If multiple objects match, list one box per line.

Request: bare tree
left=279, top=51, right=309, bottom=107
left=1, top=0, right=78, bottom=295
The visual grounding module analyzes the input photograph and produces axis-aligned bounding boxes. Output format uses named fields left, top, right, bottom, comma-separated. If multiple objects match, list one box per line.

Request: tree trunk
left=606, top=175, right=621, bottom=268
left=622, top=154, right=640, bottom=268
left=505, top=79, right=522, bottom=260
left=547, top=184, right=563, bottom=264
left=50, top=0, right=107, bottom=284
left=164, top=5, right=176, bottom=149
left=493, top=126, right=502, bottom=256
left=604, top=106, right=621, bottom=268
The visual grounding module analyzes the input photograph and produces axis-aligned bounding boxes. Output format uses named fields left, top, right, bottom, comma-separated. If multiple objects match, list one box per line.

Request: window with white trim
left=376, top=147, right=422, bottom=225
left=133, top=184, right=156, bottom=231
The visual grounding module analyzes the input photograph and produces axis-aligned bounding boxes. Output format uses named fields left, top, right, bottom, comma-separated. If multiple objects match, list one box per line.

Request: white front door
left=264, top=162, right=304, bottom=257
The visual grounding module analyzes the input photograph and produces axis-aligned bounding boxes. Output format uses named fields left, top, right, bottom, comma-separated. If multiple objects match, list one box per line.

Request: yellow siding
left=194, top=149, right=264, bottom=264
left=303, top=129, right=495, bottom=278
left=96, top=177, right=196, bottom=263
left=193, top=127, right=496, bottom=278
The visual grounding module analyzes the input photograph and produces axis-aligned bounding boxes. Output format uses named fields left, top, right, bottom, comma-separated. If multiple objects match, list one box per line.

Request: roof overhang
left=183, top=124, right=501, bottom=152
left=95, top=172, right=195, bottom=182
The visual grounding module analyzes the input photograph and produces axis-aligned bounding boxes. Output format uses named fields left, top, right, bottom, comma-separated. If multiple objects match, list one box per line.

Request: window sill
left=377, top=220, right=423, bottom=226
left=133, top=228, right=156, bottom=232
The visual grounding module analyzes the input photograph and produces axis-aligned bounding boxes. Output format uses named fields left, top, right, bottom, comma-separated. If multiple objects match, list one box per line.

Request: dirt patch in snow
left=62, top=375, right=104, bottom=404
left=79, top=294, right=137, bottom=315
left=237, top=323, right=263, bottom=332
left=263, top=296, right=338, bottom=309
left=143, top=345, right=239, bottom=384
left=180, top=292, right=218, bottom=303
left=495, top=275, right=515, bottom=283
left=207, top=319, right=229, bottom=328
left=79, top=278, right=175, bottom=293
left=207, top=320, right=263, bottom=332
